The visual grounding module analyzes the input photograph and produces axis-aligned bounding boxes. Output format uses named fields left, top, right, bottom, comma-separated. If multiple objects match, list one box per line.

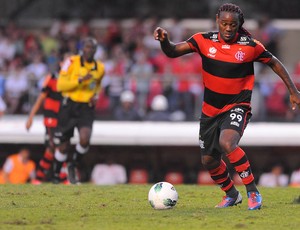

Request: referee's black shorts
left=198, top=105, right=252, bottom=160
left=54, top=97, right=94, bottom=144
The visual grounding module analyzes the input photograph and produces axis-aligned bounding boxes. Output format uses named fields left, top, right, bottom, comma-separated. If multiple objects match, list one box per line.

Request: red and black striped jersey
left=41, top=73, right=62, bottom=127
left=187, top=32, right=272, bottom=117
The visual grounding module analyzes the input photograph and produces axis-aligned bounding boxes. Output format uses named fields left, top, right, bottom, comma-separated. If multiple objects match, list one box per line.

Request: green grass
left=0, top=184, right=299, bottom=230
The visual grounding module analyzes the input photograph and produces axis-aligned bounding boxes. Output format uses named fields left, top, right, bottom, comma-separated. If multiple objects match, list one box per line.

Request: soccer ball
left=148, top=182, right=178, bottom=210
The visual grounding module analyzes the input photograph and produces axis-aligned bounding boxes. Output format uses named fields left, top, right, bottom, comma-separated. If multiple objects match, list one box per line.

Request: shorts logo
left=199, top=135, right=205, bottom=149
left=231, top=108, right=244, bottom=114
left=230, top=121, right=240, bottom=127
left=235, top=51, right=245, bottom=61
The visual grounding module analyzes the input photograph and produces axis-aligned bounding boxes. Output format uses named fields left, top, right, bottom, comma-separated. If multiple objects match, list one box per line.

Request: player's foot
left=247, top=191, right=262, bottom=210
left=52, top=174, right=61, bottom=184
left=67, top=162, right=80, bottom=184
left=215, top=192, right=242, bottom=208
left=31, top=179, right=42, bottom=185
left=62, top=179, right=71, bottom=185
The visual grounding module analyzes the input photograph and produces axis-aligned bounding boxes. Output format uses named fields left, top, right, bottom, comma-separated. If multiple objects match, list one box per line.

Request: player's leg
left=199, top=117, right=241, bottom=208
left=68, top=126, right=91, bottom=184
left=52, top=98, right=75, bottom=184
left=220, top=107, right=262, bottom=210
left=201, top=154, right=242, bottom=208
left=52, top=141, right=70, bottom=183
left=32, top=129, right=55, bottom=184
left=68, top=104, right=94, bottom=184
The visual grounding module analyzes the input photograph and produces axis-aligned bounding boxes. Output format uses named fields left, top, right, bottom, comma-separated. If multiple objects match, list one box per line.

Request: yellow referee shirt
left=57, top=55, right=105, bottom=103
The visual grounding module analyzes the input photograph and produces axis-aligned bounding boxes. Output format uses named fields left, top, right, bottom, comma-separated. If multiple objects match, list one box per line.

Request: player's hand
left=154, top=27, right=168, bottom=42
left=89, top=94, right=99, bottom=107
left=79, top=74, right=93, bottom=84
left=25, top=118, right=32, bottom=131
left=290, top=91, right=300, bottom=110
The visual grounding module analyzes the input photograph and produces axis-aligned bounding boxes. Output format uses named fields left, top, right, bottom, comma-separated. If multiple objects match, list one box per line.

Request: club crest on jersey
left=208, top=47, right=217, bottom=57
left=235, top=51, right=245, bottom=61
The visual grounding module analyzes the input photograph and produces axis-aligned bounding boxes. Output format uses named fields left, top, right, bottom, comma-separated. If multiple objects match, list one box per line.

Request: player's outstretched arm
left=153, top=27, right=193, bottom=58
left=267, top=56, right=300, bottom=110
left=26, top=92, right=47, bottom=131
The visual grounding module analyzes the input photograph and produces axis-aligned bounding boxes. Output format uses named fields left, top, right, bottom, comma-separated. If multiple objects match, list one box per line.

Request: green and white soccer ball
left=148, top=182, right=178, bottom=210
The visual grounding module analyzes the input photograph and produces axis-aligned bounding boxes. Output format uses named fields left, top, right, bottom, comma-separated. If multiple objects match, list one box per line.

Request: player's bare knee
left=201, top=156, right=219, bottom=169
left=219, top=138, right=237, bottom=154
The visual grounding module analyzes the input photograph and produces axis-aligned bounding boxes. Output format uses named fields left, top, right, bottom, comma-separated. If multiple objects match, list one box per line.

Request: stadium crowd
left=0, top=17, right=299, bottom=122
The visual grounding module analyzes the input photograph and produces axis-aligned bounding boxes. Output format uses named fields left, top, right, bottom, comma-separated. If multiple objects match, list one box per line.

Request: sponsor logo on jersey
left=208, top=47, right=217, bottom=57
left=221, top=44, right=230, bottom=49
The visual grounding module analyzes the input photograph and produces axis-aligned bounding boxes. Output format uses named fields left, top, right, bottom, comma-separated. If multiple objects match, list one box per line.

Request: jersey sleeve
left=186, top=33, right=204, bottom=54
left=41, top=74, right=52, bottom=93
left=95, top=61, right=105, bottom=93
left=253, top=39, right=273, bottom=63
left=57, top=56, right=79, bottom=92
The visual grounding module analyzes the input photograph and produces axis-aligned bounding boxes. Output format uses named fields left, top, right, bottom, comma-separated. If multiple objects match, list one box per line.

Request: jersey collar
left=218, top=32, right=239, bottom=44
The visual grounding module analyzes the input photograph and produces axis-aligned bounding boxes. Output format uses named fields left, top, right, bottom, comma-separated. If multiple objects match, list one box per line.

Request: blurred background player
left=53, top=37, right=105, bottom=184
left=0, top=147, right=35, bottom=184
left=25, top=54, right=71, bottom=184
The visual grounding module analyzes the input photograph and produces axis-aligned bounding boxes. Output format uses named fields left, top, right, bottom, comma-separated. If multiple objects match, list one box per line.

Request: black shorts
left=54, top=98, right=94, bottom=144
left=198, top=105, right=252, bottom=160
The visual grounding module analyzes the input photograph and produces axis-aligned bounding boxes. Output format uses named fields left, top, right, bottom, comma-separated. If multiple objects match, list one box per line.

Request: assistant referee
left=53, top=37, right=105, bottom=184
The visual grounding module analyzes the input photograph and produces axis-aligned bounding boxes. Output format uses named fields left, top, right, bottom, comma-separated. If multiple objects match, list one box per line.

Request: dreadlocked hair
left=217, top=3, right=251, bottom=37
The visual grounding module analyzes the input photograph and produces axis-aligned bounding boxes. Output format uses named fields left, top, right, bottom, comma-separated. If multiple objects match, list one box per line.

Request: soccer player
left=154, top=3, right=300, bottom=210
left=53, top=37, right=105, bottom=184
left=26, top=72, right=70, bottom=184
left=26, top=54, right=71, bottom=184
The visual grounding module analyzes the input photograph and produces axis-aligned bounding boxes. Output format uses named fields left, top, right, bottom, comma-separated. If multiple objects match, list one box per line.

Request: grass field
left=0, top=184, right=299, bottom=230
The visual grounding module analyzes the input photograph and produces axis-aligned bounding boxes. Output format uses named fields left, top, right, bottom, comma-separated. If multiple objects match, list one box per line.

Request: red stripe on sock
left=227, top=147, right=245, bottom=163
left=235, top=162, right=250, bottom=172
left=44, top=151, right=54, bottom=161
left=37, top=170, right=45, bottom=178
left=40, top=160, right=52, bottom=170
left=241, top=174, right=254, bottom=185
left=222, top=181, right=234, bottom=191
left=209, top=160, right=227, bottom=176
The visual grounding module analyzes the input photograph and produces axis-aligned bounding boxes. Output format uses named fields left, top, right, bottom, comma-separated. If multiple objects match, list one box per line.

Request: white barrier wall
left=1, top=115, right=300, bottom=146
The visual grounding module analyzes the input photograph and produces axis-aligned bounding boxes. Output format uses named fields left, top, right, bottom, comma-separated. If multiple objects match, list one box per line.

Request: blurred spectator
left=130, top=50, right=154, bottom=115
left=0, top=147, right=36, bottom=184
left=145, top=94, right=170, bottom=121
left=258, top=163, right=289, bottom=187
left=255, top=14, right=281, bottom=57
left=290, top=165, right=300, bottom=187
left=0, top=96, right=6, bottom=117
left=26, top=52, right=48, bottom=89
left=113, top=90, right=142, bottom=121
left=4, top=58, right=29, bottom=114
left=106, top=45, right=132, bottom=113
left=91, top=156, right=127, bottom=185
left=265, top=81, right=289, bottom=120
